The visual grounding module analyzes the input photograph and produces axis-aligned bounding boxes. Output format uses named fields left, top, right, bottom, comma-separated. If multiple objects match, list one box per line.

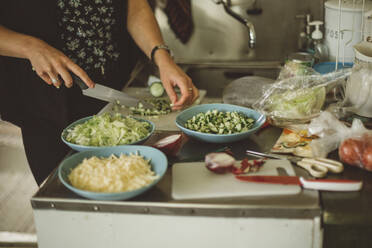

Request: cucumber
left=184, top=110, right=255, bottom=134
left=150, top=82, right=165, bottom=97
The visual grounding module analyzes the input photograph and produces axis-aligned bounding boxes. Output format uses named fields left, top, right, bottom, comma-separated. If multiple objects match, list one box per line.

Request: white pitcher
left=345, top=41, right=372, bottom=117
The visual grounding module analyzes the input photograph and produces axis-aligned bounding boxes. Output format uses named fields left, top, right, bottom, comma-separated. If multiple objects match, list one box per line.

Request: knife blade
left=235, top=175, right=363, bottom=192
left=73, top=75, right=154, bottom=109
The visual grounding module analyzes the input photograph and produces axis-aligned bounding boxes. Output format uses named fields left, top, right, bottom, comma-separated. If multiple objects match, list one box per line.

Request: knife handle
left=72, top=74, right=89, bottom=90
left=299, top=177, right=363, bottom=192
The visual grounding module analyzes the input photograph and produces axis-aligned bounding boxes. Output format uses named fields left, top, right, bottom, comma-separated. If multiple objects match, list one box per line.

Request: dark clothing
left=57, top=0, right=122, bottom=73
left=164, top=0, right=194, bottom=44
left=0, top=0, right=141, bottom=184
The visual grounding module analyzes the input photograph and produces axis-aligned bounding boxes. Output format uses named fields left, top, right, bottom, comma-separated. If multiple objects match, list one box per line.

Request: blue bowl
left=175, top=103, right=266, bottom=143
left=61, top=116, right=155, bottom=152
left=58, top=145, right=167, bottom=201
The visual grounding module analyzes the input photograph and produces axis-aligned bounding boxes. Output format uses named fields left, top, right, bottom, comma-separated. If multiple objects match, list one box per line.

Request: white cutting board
left=172, top=159, right=301, bottom=200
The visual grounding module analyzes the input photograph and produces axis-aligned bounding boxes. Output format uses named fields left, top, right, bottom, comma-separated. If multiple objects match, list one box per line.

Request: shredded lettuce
left=65, top=113, right=152, bottom=146
left=266, top=86, right=326, bottom=119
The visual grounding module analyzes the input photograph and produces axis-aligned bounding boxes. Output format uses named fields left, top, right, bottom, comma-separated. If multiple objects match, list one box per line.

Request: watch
left=150, top=44, right=173, bottom=65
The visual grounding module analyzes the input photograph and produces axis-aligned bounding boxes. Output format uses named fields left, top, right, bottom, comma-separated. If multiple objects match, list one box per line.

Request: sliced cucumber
left=150, top=82, right=165, bottom=97
left=184, top=110, right=255, bottom=134
left=127, top=98, right=171, bottom=116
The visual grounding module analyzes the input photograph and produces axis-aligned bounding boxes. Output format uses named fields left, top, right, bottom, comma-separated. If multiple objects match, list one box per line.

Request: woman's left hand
left=157, top=51, right=199, bottom=110
left=126, top=0, right=198, bottom=110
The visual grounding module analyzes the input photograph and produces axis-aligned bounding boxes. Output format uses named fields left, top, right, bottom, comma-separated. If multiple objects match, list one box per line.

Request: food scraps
left=271, top=128, right=317, bottom=157
left=205, top=152, right=266, bottom=176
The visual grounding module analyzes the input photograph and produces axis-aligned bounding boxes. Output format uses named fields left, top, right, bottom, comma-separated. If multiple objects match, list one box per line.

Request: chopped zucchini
left=150, top=82, right=164, bottom=97
left=129, top=98, right=171, bottom=116
left=184, top=109, right=255, bottom=134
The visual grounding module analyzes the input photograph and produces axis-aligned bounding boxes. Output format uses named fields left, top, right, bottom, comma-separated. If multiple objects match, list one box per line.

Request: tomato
left=362, top=146, right=372, bottom=171
left=339, top=138, right=364, bottom=166
left=363, top=133, right=372, bottom=146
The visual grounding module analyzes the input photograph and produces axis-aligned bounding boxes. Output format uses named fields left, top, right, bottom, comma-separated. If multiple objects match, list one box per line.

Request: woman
left=0, top=0, right=198, bottom=185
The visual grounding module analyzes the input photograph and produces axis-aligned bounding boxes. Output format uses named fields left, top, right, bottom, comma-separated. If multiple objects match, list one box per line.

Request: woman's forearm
left=0, top=25, right=94, bottom=88
left=126, top=0, right=198, bottom=109
left=127, top=0, right=172, bottom=66
left=0, top=25, right=36, bottom=59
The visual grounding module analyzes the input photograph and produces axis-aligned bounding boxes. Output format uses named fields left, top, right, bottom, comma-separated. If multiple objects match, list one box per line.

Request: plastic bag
left=308, top=111, right=372, bottom=171
left=222, top=76, right=274, bottom=107
left=278, top=60, right=319, bottom=80
left=253, top=69, right=351, bottom=126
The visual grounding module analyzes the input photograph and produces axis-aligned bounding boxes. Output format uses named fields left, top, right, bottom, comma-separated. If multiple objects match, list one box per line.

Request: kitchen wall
left=155, top=0, right=325, bottom=63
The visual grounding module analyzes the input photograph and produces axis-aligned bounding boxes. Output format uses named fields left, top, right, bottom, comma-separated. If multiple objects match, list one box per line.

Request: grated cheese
left=68, top=154, right=158, bottom=193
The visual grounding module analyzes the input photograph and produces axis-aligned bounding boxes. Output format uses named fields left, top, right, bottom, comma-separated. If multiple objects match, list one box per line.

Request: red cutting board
left=172, top=159, right=301, bottom=200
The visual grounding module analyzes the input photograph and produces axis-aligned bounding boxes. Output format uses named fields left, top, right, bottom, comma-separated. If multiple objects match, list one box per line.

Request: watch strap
left=150, top=44, right=172, bottom=65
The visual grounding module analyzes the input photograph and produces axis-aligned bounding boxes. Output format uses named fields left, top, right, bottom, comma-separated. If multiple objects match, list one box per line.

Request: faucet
left=213, top=0, right=256, bottom=49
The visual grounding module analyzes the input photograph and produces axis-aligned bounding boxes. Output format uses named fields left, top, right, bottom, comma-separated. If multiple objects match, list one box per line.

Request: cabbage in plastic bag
left=253, top=69, right=351, bottom=126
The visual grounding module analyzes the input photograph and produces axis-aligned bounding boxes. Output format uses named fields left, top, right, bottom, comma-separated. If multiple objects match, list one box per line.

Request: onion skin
left=205, top=152, right=236, bottom=174
left=339, top=139, right=364, bottom=166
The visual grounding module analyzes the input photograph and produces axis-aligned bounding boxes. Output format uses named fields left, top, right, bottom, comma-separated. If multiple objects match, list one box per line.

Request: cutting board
left=172, top=159, right=301, bottom=200
left=110, top=87, right=207, bottom=131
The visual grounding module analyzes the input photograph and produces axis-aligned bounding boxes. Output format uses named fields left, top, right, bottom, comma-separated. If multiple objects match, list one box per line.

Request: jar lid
left=325, top=0, right=372, bottom=12
left=288, top=52, right=314, bottom=64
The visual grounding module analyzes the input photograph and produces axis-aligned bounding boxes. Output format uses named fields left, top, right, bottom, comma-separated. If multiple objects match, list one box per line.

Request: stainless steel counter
left=31, top=128, right=320, bottom=219
left=31, top=95, right=322, bottom=248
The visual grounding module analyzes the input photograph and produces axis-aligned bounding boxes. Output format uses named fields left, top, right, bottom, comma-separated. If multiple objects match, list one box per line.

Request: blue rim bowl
left=175, top=103, right=266, bottom=143
left=61, top=115, right=155, bottom=152
left=58, top=145, right=167, bottom=201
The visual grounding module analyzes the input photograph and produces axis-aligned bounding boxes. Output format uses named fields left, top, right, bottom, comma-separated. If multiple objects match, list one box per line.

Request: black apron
left=0, top=0, right=141, bottom=184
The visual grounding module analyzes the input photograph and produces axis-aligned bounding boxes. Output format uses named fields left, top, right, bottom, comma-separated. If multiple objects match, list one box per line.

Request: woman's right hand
left=0, top=25, right=94, bottom=88
left=26, top=38, right=95, bottom=89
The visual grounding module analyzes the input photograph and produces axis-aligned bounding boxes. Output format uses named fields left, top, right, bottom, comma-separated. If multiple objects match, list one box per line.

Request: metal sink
left=181, top=61, right=281, bottom=97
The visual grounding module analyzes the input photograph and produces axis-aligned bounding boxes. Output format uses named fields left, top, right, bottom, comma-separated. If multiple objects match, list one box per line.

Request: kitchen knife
left=235, top=175, right=363, bottom=192
left=73, top=75, right=154, bottom=108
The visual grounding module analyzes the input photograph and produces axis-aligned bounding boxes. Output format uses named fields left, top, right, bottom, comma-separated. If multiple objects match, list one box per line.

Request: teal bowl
left=58, top=145, right=167, bottom=201
left=61, top=116, right=155, bottom=152
left=175, top=103, right=266, bottom=143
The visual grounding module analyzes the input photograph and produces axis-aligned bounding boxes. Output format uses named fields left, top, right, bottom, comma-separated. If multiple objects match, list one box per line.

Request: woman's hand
left=126, top=0, right=198, bottom=110
left=156, top=50, right=199, bottom=110
left=0, top=25, right=94, bottom=89
left=26, top=38, right=95, bottom=89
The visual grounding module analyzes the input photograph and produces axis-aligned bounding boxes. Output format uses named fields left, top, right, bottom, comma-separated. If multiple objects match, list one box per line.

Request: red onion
left=205, top=152, right=236, bottom=174
left=152, top=134, right=182, bottom=156
left=232, top=158, right=265, bottom=175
